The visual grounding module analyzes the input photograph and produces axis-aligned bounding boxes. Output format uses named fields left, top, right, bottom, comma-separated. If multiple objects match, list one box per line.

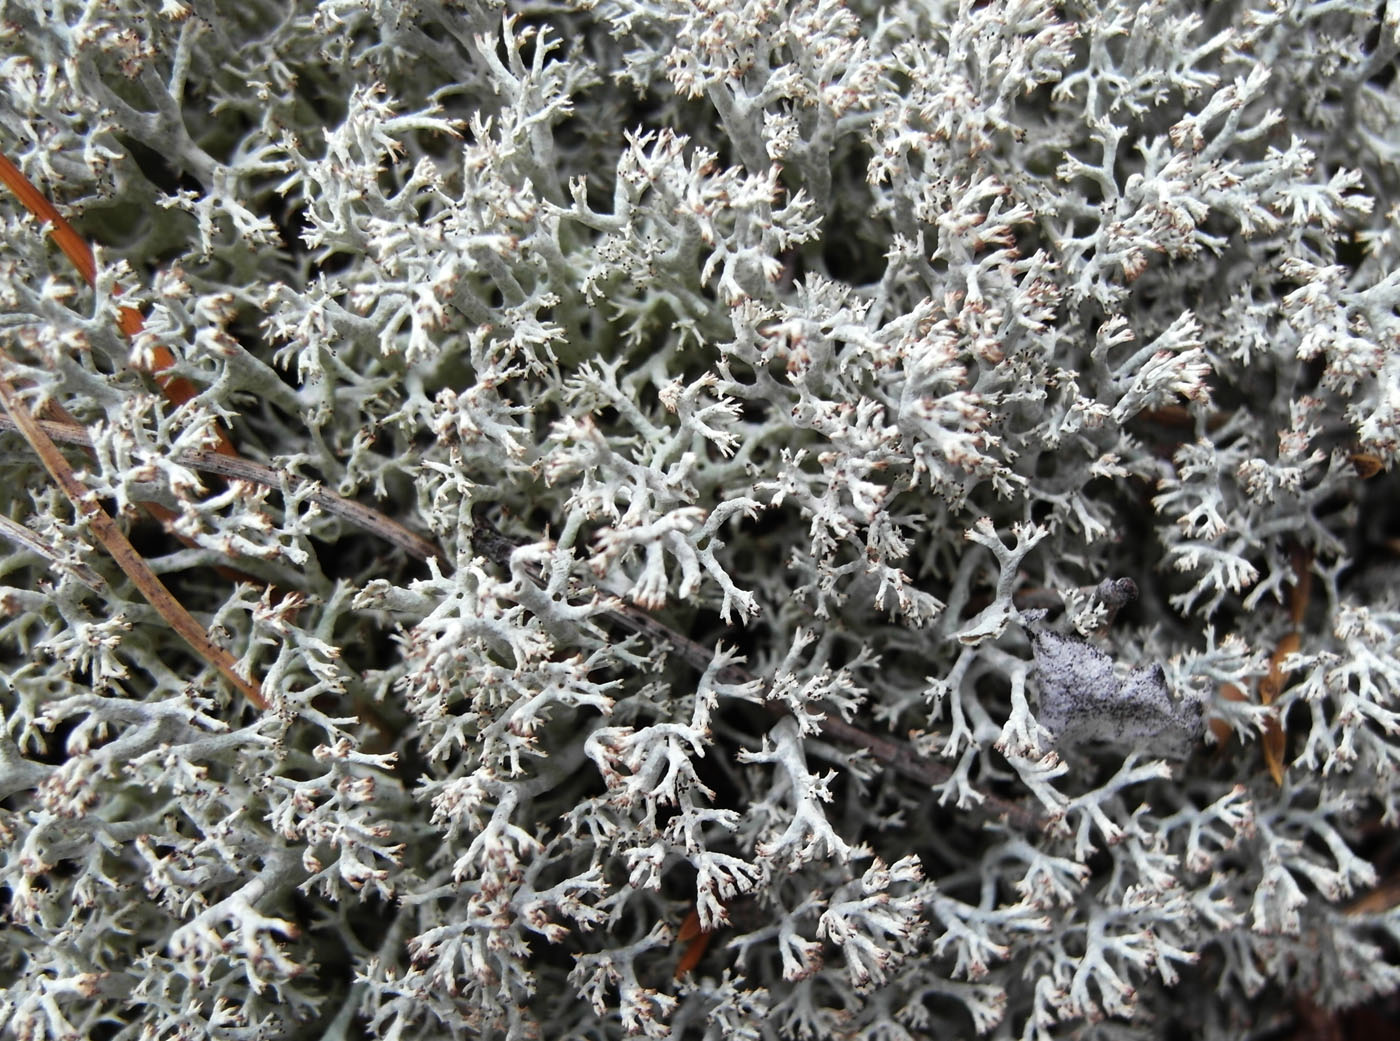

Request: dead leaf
left=674, top=908, right=713, bottom=979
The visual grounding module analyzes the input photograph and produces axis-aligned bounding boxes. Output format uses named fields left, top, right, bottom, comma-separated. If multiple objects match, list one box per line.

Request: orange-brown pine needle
left=0, top=361, right=266, bottom=710
left=0, top=151, right=234, bottom=455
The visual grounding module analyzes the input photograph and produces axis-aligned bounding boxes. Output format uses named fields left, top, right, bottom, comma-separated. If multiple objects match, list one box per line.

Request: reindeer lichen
left=1, top=2, right=1398, bottom=1040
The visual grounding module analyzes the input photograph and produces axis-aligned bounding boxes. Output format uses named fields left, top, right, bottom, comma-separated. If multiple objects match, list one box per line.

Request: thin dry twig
left=0, top=363, right=267, bottom=710
left=183, top=450, right=442, bottom=564
left=0, top=413, right=442, bottom=564
left=0, top=512, right=107, bottom=591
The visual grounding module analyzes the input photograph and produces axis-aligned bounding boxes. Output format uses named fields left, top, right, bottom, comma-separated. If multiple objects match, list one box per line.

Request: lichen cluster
left=1, top=1, right=1398, bottom=1038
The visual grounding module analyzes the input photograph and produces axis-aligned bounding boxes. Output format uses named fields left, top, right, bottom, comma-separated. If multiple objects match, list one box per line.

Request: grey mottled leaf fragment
left=1031, top=627, right=1204, bottom=759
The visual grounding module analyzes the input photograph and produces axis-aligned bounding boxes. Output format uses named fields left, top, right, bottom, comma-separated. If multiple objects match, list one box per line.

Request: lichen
left=0, top=1, right=1398, bottom=1039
